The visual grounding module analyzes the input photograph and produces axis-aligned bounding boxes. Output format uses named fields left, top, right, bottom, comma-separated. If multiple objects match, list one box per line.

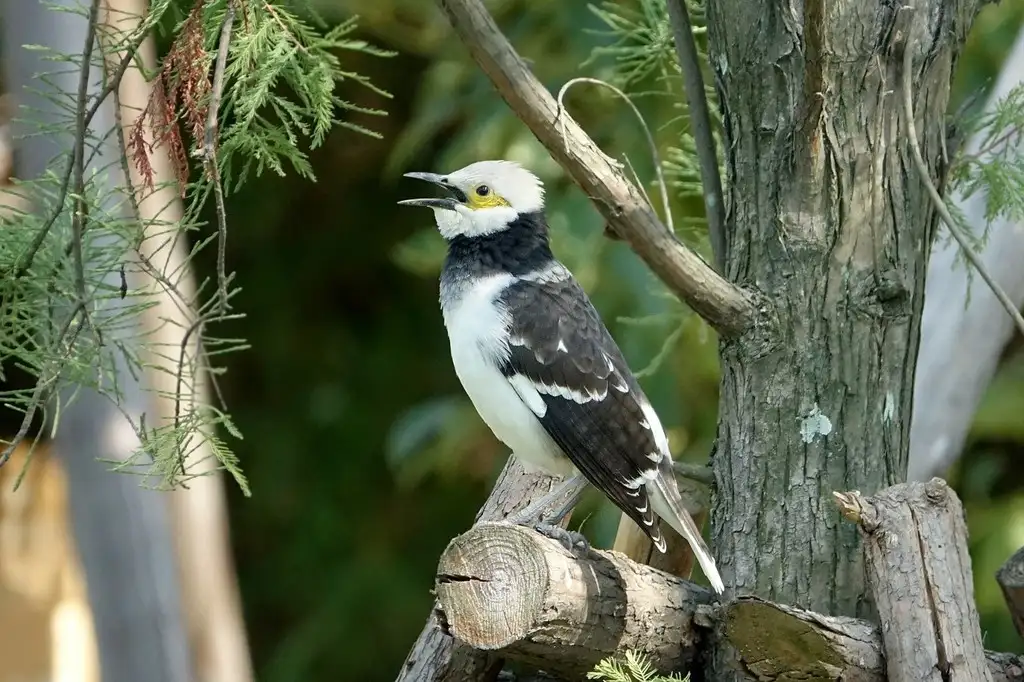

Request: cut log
left=396, top=458, right=574, bottom=682
left=435, top=522, right=1024, bottom=681
left=997, top=546, right=1024, bottom=641
left=436, top=523, right=709, bottom=679
left=835, top=479, right=992, bottom=682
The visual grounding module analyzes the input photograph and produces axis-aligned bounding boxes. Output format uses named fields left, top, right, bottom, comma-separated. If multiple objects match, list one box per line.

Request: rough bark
left=2, top=3, right=192, bottom=681
left=706, top=0, right=979, bottom=643
left=997, top=546, right=1024, bottom=641
left=435, top=523, right=1024, bottom=681
left=836, top=479, right=992, bottom=682
left=909, top=25, right=1024, bottom=482
left=396, top=459, right=570, bottom=682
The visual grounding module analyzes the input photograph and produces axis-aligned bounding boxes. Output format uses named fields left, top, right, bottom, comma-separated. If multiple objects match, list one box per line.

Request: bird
left=398, top=159, right=725, bottom=594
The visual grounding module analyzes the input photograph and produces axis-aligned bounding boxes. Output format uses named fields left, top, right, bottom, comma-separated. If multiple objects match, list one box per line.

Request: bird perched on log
left=399, top=160, right=724, bottom=594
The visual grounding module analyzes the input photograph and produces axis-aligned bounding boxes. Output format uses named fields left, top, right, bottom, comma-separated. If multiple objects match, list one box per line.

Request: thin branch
left=72, top=0, right=102, bottom=312
left=556, top=77, right=674, bottom=234
left=12, top=19, right=151, bottom=278
left=673, top=459, right=713, bottom=486
left=205, top=3, right=235, bottom=315
left=665, top=0, right=726, bottom=271
left=1, top=303, right=86, bottom=470
left=433, top=0, right=756, bottom=338
left=901, top=27, right=1024, bottom=338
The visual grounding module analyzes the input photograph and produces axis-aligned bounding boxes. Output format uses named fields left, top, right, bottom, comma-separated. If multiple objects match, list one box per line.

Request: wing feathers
left=499, top=272, right=719, bottom=591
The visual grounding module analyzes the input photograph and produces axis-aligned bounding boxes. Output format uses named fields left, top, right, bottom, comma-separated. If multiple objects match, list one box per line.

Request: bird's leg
left=507, top=473, right=590, bottom=554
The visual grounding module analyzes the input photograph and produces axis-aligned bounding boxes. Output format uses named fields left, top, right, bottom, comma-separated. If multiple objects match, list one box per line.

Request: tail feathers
left=647, top=478, right=725, bottom=594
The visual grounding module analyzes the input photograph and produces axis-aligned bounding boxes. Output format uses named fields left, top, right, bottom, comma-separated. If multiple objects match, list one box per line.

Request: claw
left=533, top=522, right=590, bottom=555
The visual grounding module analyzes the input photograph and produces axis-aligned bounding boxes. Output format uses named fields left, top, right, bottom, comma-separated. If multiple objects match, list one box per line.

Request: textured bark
left=706, top=0, right=979, bottom=642
left=909, top=25, right=1024, bottom=482
left=396, top=459, right=571, bottom=682
left=997, top=546, right=1024, bottom=641
left=836, top=479, right=992, bottom=682
left=436, top=523, right=1024, bottom=681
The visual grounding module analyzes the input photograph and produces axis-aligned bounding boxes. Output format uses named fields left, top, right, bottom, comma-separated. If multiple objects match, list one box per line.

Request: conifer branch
left=665, top=0, right=726, bottom=272
left=901, top=25, right=1024, bottom=338
left=13, top=17, right=149, bottom=279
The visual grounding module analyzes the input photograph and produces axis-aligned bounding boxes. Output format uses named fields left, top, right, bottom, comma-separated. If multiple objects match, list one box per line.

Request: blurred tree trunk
left=1, top=2, right=192, bottom=681
left=705, top=0, right=977, bottom=660
left=908, top=24, right=1024, bottom=482
left=102, top=2, right=255, bottom=680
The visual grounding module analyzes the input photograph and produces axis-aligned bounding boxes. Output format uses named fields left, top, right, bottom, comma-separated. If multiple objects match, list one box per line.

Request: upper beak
left=398, top=171, right=463, bottom=211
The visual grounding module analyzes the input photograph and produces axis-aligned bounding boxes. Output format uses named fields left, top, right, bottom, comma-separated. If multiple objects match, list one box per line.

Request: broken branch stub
left=997, top=546, right=1024, bottom=641
left=837, top=479, right=993, bottom=682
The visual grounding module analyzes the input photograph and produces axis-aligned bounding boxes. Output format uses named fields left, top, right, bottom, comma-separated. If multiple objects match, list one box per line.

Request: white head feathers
left=425, top=160, right=546, bottom=240
left=445, top=160, right=545, bottom=214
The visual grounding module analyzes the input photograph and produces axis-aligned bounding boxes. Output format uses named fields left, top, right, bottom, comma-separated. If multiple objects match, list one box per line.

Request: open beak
left=397, top=171, right=466, bottom=211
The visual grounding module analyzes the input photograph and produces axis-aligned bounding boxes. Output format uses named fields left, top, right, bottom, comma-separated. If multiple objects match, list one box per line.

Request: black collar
left=444, top=211, right=553, bottom=277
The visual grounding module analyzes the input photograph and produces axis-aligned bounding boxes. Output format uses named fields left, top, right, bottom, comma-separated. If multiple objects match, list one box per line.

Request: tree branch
left=433, top=0, right=756, bottom=338
left=665, top=0, right=726, bottom=271
left=835, top=479, right=993, bottom=682
left=997, top=546, right=1024, bottom=641
left=901, top=22, right=1024, bottom=339
left=435, top=523, right=1024, bottom=681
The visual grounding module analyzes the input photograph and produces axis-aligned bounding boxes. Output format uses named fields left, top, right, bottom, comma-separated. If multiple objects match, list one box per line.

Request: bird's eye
left=476, top=185, right=490, bottom=197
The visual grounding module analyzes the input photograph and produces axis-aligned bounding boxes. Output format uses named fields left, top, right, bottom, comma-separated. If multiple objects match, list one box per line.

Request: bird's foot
left=529, top=521, right=590, bottom=555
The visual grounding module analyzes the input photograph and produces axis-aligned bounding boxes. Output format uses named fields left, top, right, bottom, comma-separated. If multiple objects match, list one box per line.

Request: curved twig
left=556, top=77, right=675, bottom=235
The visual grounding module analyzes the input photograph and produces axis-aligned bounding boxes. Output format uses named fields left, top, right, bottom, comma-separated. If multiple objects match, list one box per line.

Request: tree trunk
left=101, top=3, right=255, bottom=680
left=908, top=24, right=1024, bottom=482
left=706, top=0, right=977, bottom=658
left=3, top=2, right=192, bottom=680
left=434, top=522, right=1024, bottom=681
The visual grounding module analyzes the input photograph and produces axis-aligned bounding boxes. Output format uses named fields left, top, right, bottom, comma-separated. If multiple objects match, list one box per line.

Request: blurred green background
left=171, top=1, right=1024, bottom=679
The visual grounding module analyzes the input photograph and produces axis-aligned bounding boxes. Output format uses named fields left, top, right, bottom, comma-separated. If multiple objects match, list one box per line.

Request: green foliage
left=0, top=0, right=391, bottom=491
left=588, top=650, right=688, bottom=682
left=950, top=82, right=1024, bottom=227
left=585, top=0, right=677, bottom=89
left=220, top=2, right=395, bottom=188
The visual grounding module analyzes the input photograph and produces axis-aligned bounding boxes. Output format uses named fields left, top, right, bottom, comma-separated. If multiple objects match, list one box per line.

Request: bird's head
left=398, top=160, right=545, bottom=239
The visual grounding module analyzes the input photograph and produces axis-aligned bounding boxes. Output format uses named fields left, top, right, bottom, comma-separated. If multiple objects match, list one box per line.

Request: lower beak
left=398, top=171, right=463, bottom=211
left=397, top=197, right=459, bottom=210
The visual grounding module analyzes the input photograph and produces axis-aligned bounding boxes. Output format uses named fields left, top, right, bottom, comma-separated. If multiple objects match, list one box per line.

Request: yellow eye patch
left=465, top=184, right=510, bottom=209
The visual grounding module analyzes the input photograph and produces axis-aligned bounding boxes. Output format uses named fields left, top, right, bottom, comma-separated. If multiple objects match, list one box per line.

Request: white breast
left=442, top=273, right=573, bottom=477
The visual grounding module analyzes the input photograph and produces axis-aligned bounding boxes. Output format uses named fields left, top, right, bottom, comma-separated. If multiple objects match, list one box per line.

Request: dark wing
left=499, top=272, right=666, bottom=548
